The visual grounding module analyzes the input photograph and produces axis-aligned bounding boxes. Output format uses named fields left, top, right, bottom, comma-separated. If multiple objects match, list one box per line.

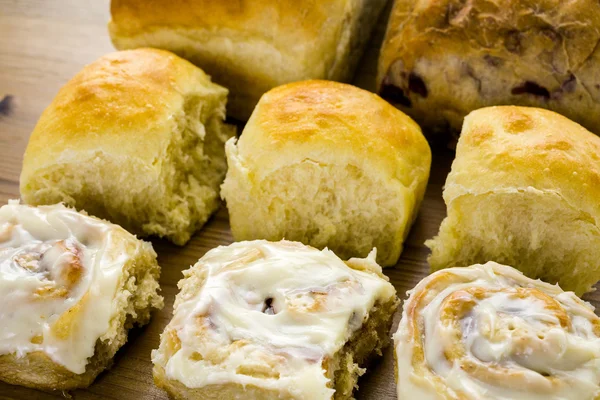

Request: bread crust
left=446, top=106, right=600, bottom=225
left=109, top=0, right=387, bottom=120
left=378, top=0, right=600, bottom=140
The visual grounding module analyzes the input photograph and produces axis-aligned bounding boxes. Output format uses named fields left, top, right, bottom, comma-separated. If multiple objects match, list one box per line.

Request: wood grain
left=0, top=1, right=599, bottom=399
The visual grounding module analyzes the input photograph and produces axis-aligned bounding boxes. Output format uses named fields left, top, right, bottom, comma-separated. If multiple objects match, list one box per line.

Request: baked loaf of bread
left=20, top=48, right=235, bottom=245
left=395, top=261, right=600, bottom=399
left=108, top=0, right=388, bottom=120
left=221, top=80, right=431, bottom=267
left=377, top=0, right=600, bottom=140
left=152, top=240, right=398, bottom=399
left=426, top=106, right=600, bottom=295
left=0, top=201, right=163, bottom=390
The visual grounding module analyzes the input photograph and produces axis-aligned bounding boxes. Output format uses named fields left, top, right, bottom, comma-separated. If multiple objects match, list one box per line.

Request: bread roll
left=377, top=0, right=600, bottom=140
left=0, top=201, right=163, bottom=390
left=152, top=240, right=398, bottom=399
left=20, top=49, right=235, bottom=245
left=395, top=261, right=600, bottom=399
left=426, top=106, right=600, bottom=295
left=108, top=0, right=388, bottom=120
left=221, top=80, right=431, bottom=267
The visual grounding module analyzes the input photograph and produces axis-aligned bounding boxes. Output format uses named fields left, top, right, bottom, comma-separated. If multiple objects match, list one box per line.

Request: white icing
left=0, top=200, right=135, bottom=374
left=395, top=262, right=600, bottom=400
left=153, top=240, right=396, bottom=398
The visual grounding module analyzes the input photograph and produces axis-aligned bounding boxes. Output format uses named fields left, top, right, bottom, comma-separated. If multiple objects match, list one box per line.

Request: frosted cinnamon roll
left=152, top=240, right=398, bottom=399
left=0, top=201, right=163, bottom=391
left=395, top=261, right=600, bottom=400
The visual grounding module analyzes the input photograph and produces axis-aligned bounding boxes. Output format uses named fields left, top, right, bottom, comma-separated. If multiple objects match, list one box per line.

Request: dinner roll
left=377, top=0, right=600, bottom=140
left=152, top=240, right=398, bottom=399
left=108, top=0, right=388, bottom=120
left=20, top=49, right=235, bottom=245
left=0, top=201, right=162, bottom=390
left=221, top=80, right=431, bottom=267
left=427, top=106, right=600, bottom=295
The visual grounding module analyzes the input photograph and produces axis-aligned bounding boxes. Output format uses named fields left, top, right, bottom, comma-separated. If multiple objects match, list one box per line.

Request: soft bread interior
left=223, top=160, right=414, bottom=267
left=327, top=297, right=397, bottom=399
left=21, top=94, right=234, bottom=245
left=427, top=189, right=600, bottom=296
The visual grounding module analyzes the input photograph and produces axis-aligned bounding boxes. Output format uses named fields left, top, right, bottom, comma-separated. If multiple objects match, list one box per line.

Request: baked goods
left=221, top=80, right=431, bottom=267
left=0, top=201, right=163, bottom=390
left=377, top=0, right=600, bottom=140
left=108, top=0, right=388, bottom=120
left=426, top=106, right=600, bottom=295
left=152, top=240, right=398, bottom=399
left=20, top=48, right=235, bottom=245
left=395, top=261, right=600, bottom=399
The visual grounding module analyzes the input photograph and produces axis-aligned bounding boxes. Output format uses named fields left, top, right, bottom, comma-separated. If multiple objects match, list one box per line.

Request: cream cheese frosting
left=152, top=240, right=396, bottom=398
left=0, top=200, right=138, bottom=374
left=395, top=262, right=600, bottom=400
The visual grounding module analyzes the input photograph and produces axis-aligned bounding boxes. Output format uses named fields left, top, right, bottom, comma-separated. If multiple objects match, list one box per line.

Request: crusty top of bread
left=109, top=1, right=356, bottom=82
left=447, top=106, right=600, bottom=223
left=110, top=0, right=344, bottom=41
left=20, top=48, right=227, bottom=183
left=236, top=80, right=431, bottom=190
left=378, top=0, right=599, bottom=85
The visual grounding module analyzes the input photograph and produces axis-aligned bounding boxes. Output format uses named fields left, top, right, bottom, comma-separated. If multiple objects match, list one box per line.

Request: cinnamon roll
left=395, top=261, right=600, bottom=399
left=152, top=240, right=398, bottom=399
left=0, top=201, right=163, bottom=390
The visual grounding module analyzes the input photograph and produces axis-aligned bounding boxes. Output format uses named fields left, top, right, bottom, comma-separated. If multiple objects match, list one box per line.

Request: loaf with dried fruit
left=378, top=0, right=600, bottom=140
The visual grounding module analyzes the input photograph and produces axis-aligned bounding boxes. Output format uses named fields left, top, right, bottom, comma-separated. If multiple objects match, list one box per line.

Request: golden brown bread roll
left=152, top=240, right=398, bottom=399
left=108, top=0, right=388, bottom=120
left=0, top=201, right=162, bottom=390
left=426, top=106, right=600, bottom=295
left=221, top=80, right=431, bottom=267
left=395, top=261, right=600, bottom=399
left=378, top=0, right=600, bottom=140
left=20, top=48, right=235, bottom=245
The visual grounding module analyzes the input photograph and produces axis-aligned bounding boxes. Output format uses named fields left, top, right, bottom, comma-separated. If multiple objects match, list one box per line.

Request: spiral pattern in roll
left=395, top=262, right=600, bottom=400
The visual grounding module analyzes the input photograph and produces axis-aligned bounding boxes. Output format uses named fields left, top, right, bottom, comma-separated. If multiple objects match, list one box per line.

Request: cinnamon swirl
left=395, top=261, right=600, bottom=399
left=0, top=201, right=163, bottom=390
left=152, top=240, right=398, bottom=399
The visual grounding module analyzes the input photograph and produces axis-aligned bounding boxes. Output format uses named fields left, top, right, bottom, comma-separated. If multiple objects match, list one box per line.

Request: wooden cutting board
left=1, top=1, right=600, bottom=399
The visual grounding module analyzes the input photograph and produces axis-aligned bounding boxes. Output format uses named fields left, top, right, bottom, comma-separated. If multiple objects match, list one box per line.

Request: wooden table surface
left=2, top=1, right=600, bottom=399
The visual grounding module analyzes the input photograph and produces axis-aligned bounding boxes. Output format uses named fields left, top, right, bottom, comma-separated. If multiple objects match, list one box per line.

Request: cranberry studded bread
left=427, top=106, right=600, bottom=295
left=395, top=262, right=600, bottom=399
left=378, top=0, right=600, bottom=140
left=20, top=49, right=235, bottom=245
left=221, top=80, right=431, bottom=267
left=108, top=0, right=388, bottom=120
left=152, top=240, right=398, bottom=399
left=0, top=201, right=163, bottom=390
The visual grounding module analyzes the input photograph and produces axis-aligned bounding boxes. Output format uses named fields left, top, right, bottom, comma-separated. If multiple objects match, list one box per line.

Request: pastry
left=221, top=80, right=431, bottom=267
left=426, top=106, right=600, bottom=295
left=108, top=0, right=388, bottom=120
left=377, top=0, right=600, bottom=140
left=0, top=201, right=163, bottom=390
left=152, top=240, right=398, bottom=399
left=20, top=48, right=235, bottom=245
left=395, top=261, right=600, bottom=399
